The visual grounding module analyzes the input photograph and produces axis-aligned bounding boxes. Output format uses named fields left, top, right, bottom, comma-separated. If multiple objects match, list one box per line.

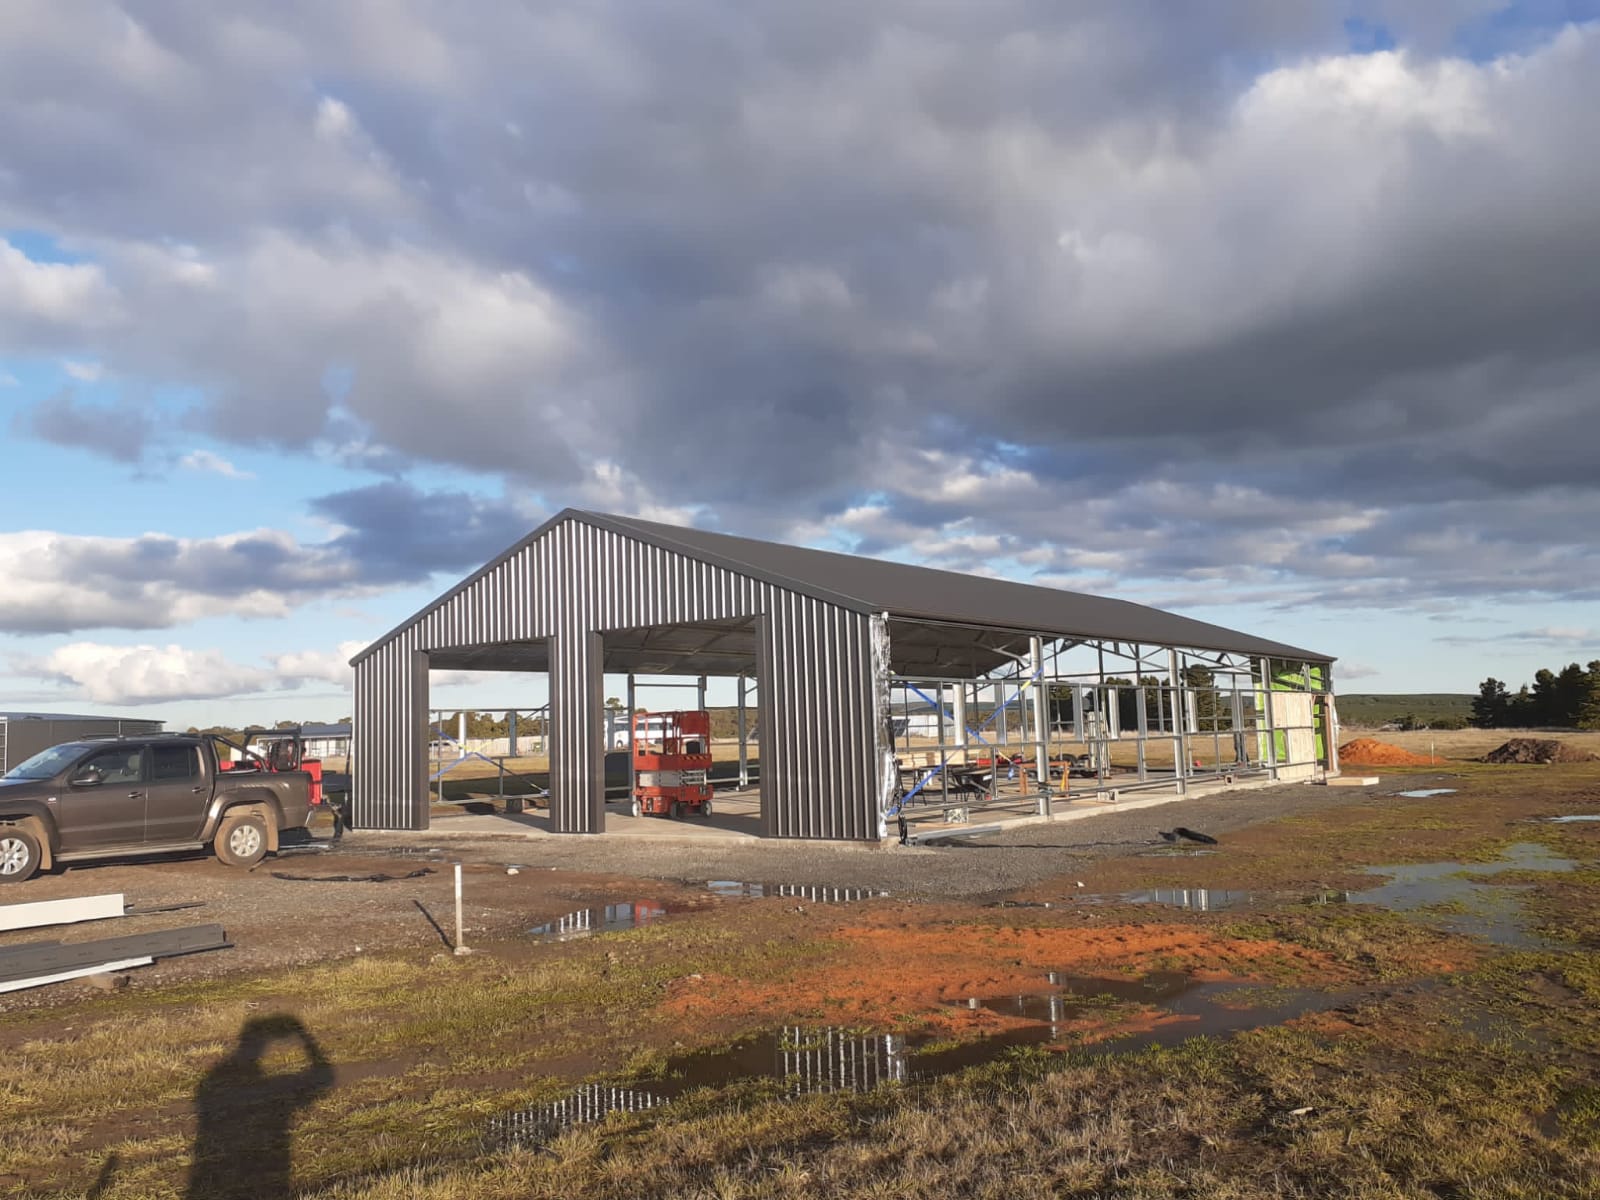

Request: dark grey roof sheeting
left=0, top=711, right=164, bottom=723
left=354, top=509, right=1330, bottom=665
left=582, top=512, right=1331, bottom=662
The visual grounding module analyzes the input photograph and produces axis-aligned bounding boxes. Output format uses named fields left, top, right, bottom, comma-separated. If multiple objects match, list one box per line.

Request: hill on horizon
left=1336, top=693, right=1473, bottom=728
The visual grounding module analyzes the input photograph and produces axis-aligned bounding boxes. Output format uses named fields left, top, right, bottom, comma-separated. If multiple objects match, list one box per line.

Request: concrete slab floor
left=413, top=773, right=1310, bottom=846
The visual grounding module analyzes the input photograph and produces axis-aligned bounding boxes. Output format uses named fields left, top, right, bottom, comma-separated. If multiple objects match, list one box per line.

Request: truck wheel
left=670, top=800, right=685, bottom=820
left=215, top=812, right=269, bottom=867
left=701, top=797, right=713, bottom=817
left=629, top=798, right=641, bottom=818
left=0, top=829, right=41, bottom=883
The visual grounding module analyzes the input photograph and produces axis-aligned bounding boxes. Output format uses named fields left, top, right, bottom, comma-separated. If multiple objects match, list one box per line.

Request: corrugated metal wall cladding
left=352, top=517, right=884, bottom=839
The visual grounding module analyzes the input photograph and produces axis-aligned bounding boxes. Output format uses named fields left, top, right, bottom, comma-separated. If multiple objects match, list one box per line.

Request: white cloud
left=0, top=9, right=1596, bottom=622
left=0, top=371, right=17, bottom=386
left=312, top=95, right=356, bottom=142
left=0, top=528, right=363, bottom=634
left=0, top=484, right=536, bottom=636
left=268, top=641, right=370, bottom=688
left=78, top=231, right=589, bottom=475
left=26, top=642, right=276, bottom=705
left=0, top=239, right=121, bottom=340
left=60, top=358, right=105, bottom=382
left=15, top=638, right=371, bottom=706
left=179, top=449, right=254, bottom=479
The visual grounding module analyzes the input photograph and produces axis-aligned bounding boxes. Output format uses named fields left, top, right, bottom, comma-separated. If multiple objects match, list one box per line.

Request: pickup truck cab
left=0, top=733, right=314, bottom=883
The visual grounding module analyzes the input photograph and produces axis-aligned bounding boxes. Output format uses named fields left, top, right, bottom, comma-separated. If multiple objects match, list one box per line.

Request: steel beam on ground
left=0, top=924, right=230, bottom=985
left=0, top=893, right=125, bottom=933
left=0, top=957, right=154, bottom=994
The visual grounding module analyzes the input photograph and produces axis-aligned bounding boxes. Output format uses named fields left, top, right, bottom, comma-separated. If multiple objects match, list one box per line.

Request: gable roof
left=354, top=509, right=1331, bottom=665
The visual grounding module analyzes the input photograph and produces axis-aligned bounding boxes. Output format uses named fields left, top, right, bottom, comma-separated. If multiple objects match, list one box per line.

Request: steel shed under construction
left=349, top=510, right=1335, bottom=839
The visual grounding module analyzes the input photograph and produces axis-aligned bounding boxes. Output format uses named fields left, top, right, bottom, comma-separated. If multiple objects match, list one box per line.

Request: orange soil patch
left=1338, top=737, right=1437, bottom=766
left=665, top=921, right=1351, bottom=1040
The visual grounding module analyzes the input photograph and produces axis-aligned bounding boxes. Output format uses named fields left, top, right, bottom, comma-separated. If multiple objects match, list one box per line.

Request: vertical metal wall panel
left=352, top=641, right=430, bottom=829
left=352, top=514, right=885, bottom=839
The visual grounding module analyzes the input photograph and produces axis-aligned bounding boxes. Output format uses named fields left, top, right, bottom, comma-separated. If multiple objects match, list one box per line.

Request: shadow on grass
left=187, top=1014, right=333, bottom=1199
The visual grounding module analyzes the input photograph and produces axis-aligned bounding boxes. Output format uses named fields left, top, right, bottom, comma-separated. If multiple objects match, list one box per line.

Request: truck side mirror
left=71, top=766, right=105, bottom=787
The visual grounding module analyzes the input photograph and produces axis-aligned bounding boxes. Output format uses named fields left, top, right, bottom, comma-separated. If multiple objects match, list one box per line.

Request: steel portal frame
left=349, top=513, right=1335, bottom=839
left=884, top=622, right=1336, bottom=829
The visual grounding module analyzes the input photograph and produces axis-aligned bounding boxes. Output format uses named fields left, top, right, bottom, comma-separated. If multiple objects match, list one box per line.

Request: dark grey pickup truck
left=0, top=734, right=314, bottom=883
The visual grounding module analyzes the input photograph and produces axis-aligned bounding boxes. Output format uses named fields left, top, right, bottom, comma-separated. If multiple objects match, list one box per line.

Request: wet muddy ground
left=0, top=773, right=1459, bottom=999
left=5, top=760, right=1600, bottom=1197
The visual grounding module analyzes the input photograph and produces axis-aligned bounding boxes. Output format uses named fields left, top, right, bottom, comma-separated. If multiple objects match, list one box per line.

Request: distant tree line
left=1472, top=661, right=1600, bottom=729
left=184, top=720, right=348, bottom=742
left=426, top=708, right=759, bottom=741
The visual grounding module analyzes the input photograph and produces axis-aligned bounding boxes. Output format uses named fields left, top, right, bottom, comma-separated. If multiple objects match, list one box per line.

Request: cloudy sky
left=3, top=1, right=1598, bottom=728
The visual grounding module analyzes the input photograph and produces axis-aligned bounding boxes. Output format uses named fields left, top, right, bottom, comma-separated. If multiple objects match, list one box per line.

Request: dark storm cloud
left=16, top=388, right=154, bottom=463
left=311, top=481, right=542, bottom=579
left=2, top=1, right=1598, bottom=611
left=0, top=480, right=539, bottom=635
left=0, top=527, right=359, bottom=634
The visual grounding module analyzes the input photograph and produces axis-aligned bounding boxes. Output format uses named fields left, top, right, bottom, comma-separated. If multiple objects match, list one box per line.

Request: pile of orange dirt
left=1481, top=738, right=1599, bottom=764
left=1337, top=737, right=1436, bottom=766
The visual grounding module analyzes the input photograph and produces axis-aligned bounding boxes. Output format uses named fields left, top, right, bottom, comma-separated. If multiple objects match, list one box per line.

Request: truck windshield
left=2, top=742, right=92, bottom=781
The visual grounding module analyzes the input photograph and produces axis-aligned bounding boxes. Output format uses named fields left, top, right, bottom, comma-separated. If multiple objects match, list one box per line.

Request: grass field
left=1370, top=727, right=1600, bottom=760
left=5, top=761, right=1599, bottom=1197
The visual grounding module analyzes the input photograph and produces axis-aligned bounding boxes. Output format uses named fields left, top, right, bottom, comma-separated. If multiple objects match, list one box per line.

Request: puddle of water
left=1351, top=842, right=1576, bottom=948
left=529, top=901, right=682, bottom=940
left=1545, top=814, right=1600, bottom=824
left=1396, top=788, right=1457, bottom=798
left=530, top=882, right=888, bottom=940
left=1305, top=890, right=1352, bottom=906
left=938, top=972, right=1332, bottom=1063
left=487, top=972, right=1340, bottom=1148
left=488, top=1026, right=910, bottom=1147
left=704, top=881, right=889, bottom=902
left=1120, top=888, right=1253, bottom=911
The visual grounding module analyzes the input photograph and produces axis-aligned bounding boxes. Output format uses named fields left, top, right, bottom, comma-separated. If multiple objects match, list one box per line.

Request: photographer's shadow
left=187, top=1014, right=333, bottom=1199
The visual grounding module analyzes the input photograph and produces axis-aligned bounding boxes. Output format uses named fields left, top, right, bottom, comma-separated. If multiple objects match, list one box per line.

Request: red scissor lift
left=630, top=709, right=714, bottom=818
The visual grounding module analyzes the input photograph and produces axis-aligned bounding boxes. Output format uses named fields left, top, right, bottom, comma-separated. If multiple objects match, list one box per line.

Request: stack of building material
left=0, top=893, right=230, bottom=993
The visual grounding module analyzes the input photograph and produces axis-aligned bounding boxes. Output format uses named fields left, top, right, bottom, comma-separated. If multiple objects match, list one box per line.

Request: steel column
left=1168, top=648, right=1187, bottom=796
left=1030, top=635, right=1051, bottom=815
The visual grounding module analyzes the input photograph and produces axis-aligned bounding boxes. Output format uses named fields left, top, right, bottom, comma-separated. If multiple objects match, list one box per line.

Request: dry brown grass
left=1372, top=727, right=1600, bottom=760
left=14, top=765, right=1600, bottom=1198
